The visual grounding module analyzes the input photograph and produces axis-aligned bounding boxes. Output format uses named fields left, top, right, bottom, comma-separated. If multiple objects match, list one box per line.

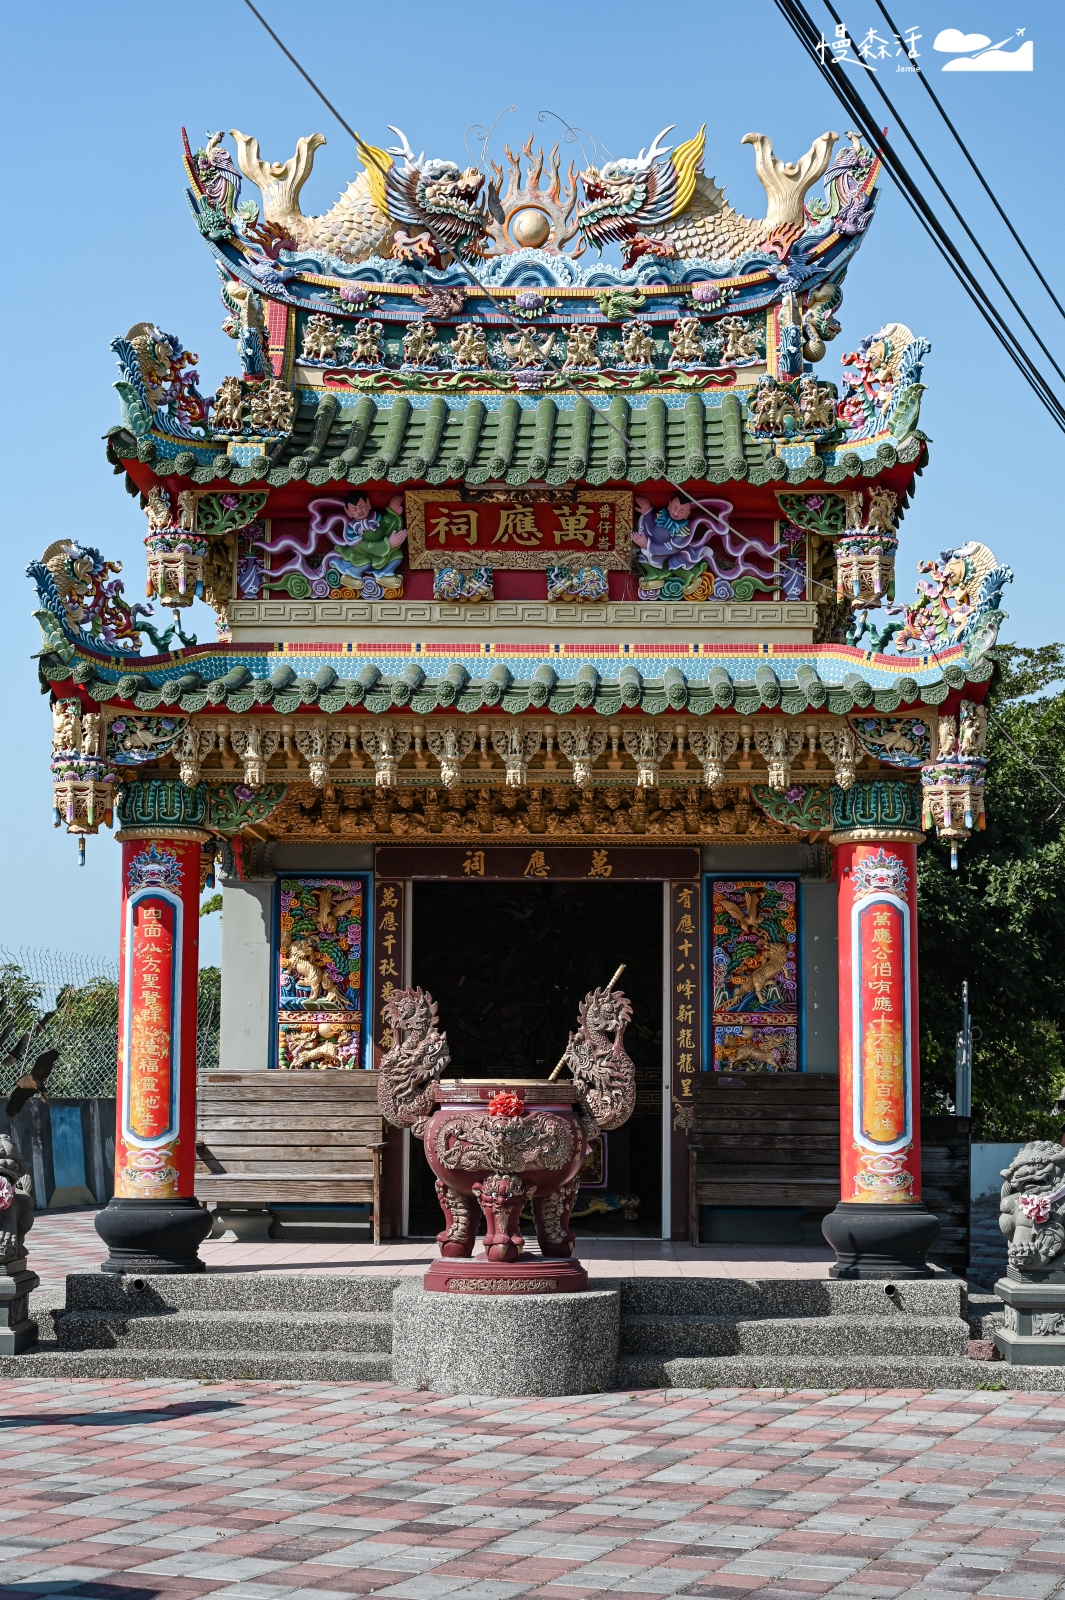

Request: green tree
left=197, top=966, right=221, bottom=1072
left=918, top=644, right=1065, bottom=1139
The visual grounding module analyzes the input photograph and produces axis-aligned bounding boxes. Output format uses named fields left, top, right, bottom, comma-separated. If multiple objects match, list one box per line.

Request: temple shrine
left=31, top=114, right=1013, bottom=1283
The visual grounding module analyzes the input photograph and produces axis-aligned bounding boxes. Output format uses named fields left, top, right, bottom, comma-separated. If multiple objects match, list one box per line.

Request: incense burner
left=377, top=982, right=636, bottom=1291
left=425, top=1080, right=589, bottom=1263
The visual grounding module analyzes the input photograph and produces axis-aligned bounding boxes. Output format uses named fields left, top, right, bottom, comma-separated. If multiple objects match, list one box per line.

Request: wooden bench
left=688, top=1073, right=970, bottom=1274
left=689, top=1073, right=842, bottom=1238
left=195, top=1070, right=385, bottom=1244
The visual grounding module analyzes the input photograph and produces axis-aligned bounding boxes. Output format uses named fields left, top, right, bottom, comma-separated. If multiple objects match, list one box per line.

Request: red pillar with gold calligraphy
left=822, top=832, right=940, bottom=1277
left=95, top=826, right=213, bottom=1273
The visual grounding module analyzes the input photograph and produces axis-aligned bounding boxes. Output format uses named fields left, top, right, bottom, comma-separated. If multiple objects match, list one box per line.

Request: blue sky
left=2, top=0, right=1061, bottom=964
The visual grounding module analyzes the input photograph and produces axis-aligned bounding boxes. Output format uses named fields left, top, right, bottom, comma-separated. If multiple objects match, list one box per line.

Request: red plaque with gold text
left=405, top=489, right=632, bottom=570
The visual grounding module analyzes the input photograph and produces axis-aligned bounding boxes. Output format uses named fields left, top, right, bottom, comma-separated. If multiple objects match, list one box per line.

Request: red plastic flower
left=1019, top=1193, right=1052, bottom=1225
left=487, top=1090, right=524, bottom=1118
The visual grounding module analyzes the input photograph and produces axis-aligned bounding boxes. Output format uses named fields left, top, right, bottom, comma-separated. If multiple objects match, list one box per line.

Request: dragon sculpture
left=377, top=986, right=452, bottom=1135
left=228, top=128, right=489, bottom=267
left=559, top=984, right=636, bottom=1131
left=889, top=541, right=1014, bottom=655
left=576, top=126, right=839, bottom=268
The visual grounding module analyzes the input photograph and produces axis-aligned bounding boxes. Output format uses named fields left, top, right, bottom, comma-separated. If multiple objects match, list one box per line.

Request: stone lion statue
left=0, top=1135, right=34, bottom=1264
left=999, top=1141, right=1065, bottom=1273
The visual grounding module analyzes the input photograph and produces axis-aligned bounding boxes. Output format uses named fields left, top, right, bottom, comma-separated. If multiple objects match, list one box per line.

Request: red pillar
left=822, top=835, right=940, bottom=1277
left=96, top=829, right=213, bottom=1273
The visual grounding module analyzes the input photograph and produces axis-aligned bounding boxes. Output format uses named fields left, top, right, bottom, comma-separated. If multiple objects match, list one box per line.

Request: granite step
left=614, top=1276, right=964, bottom=1318
left=965, top=1291, right=1006, bottom=1340
left=620, top=1313, right=970, bottom=1358
left=54, top=1309, right=392, bottom=1353
left=0, top=1346, right=393, bottom=1381
left=615, top=1353, right=1065, bottom=1393
left=63, top=1272, right=402, bottom=1314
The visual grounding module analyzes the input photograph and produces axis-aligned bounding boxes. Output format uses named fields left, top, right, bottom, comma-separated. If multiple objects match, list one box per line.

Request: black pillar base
left=822, top=1201, right=941, bottom=1279
left=95, top=1197, right=212, bottom=1275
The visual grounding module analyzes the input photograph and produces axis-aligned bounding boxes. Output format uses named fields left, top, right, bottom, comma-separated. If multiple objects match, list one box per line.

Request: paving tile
left=6, top=1282, right=1065, bottom=1600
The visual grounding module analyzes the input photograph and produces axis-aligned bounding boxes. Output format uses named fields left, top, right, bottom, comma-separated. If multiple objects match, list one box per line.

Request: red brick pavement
left=1, top=1381, right=1064, bottom=1599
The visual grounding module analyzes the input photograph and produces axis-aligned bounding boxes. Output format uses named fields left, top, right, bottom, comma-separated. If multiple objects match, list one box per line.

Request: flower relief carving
left=425, top=723, right=476, bottom=788
left=753, top=721, right=806, bottom=792
left=360, top=720, right=412, bottom=787
left=687, top=725, right=740, bottom=789
left=555, top=720, right=608, bottom=786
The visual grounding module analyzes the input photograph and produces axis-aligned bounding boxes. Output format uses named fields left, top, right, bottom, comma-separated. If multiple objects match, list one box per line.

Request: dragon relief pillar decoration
left=378, top=981, right=635, bottom=1292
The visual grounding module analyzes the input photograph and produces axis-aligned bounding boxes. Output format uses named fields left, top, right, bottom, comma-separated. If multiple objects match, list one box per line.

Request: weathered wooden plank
left=694, top=1171, right=844, bottom=1184
left=697, top=1181, right=839, bottom=1206
left=200, top=1142, right=379, bottom=1162
left=697, top=1091, right=839, bottom=1104
left=197, top=1122, right=383, bottom=1141
left=196, top=1114, right=383, bottom=1132
left=695, top=1107, right=839, bottom=1122
left=694, top=1081, right=844, bottom=1094
left=199, top=1081, right=379, bottom=1100
left=197, top=1158, right=376, bottom=1177
left=692, top=1135, right=841, bottom=1155
left=695, top=1115, right=839, bottom=1132
left=202, top=1070, right=378, bottom=1081
left=196, top=1178, right=375, bottom=1202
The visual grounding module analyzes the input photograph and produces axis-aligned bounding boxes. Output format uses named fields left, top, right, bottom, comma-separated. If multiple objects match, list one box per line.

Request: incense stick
left=548, top=964, right=626, bottom=1082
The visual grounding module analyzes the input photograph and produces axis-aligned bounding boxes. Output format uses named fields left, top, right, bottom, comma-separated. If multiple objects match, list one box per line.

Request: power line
left=241, top=0, right=361, bottom=144
left=813, top=0, right=1065, bottom=394
left=987, top=713, right=1065, bottom=809
left=228, top=9, right=1065, bottom=843
left=777, top=0, right=1065, bottom=426
left=772, top=0, right=1065, bottom=434
left=873, top=0, right=1065, bottom=327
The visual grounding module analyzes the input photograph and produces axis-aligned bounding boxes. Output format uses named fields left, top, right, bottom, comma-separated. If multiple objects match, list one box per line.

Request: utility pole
left=955, top=980, right=972, bottom=1118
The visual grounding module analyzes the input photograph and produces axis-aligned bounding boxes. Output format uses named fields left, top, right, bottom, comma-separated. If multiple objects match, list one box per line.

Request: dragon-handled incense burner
left=377, top=983, right=635, bottom=1284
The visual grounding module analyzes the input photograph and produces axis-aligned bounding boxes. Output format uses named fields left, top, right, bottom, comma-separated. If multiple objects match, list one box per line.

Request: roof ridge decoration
left=201, top=122, right=857, bottom=274
left=183, top=120, right=880, bottom=288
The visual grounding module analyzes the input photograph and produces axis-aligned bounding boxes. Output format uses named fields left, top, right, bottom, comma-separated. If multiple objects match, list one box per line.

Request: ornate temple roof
left=107, top=393, right=920, bottom=493
left=31, top=117, right=1012, bottom=856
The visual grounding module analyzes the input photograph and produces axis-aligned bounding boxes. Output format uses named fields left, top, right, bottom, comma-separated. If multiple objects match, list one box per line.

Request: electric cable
left=241, top=0, right=362, bottom=145
left=813, top=0, right=1065, bottom=393
left=987, top=714, right=1065, bottom=809
left=776, top=0, right=1065, bottom=425
left=772, top=0, right=1065, bottom=433
left=873, top=0, right=1065, bottom=327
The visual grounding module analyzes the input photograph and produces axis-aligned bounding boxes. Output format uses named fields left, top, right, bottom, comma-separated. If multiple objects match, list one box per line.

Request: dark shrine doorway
left=408, top=880, right=664, bottom=1238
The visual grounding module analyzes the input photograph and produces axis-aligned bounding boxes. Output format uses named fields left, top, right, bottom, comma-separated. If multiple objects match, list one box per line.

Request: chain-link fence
left=0, top=948, right=221, bottom=1099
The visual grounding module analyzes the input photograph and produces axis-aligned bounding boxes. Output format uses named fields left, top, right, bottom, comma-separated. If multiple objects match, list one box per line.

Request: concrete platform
left=26, top=1207, right=841, bottom=1285
left=5, top=1264, right=1064, bottom=1392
